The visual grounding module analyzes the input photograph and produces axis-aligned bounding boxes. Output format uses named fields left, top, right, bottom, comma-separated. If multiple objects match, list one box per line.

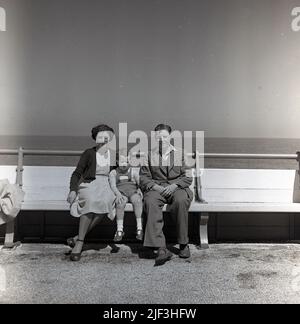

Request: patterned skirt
left=70, top=175, right=116, bottom=220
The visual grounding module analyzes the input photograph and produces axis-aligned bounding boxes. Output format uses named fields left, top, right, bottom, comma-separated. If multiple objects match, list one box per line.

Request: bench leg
left=198, top=212, right=209, bottom=249
left=2, top=220, right=20, bottom=250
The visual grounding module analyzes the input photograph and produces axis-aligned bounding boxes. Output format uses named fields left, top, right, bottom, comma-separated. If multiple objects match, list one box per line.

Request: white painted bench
left=2, top=163, right=300, bottom=249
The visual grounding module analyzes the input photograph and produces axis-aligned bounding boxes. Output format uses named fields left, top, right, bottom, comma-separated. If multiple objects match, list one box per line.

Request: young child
left=109, top=154, right=143, bottom=242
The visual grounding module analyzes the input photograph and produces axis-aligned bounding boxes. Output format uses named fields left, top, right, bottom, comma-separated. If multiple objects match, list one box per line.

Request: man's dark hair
left=154, top=124, right=172, bottom=134
left=91, top=124, right=115, bottom=140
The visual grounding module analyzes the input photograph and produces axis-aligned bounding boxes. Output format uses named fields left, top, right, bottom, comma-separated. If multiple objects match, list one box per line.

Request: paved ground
left=1, top=243, right=300, bottom=304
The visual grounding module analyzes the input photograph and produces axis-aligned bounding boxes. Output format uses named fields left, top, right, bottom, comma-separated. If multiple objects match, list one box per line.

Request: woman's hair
left=154, top=124, right=172, bottom=134
left=91, top=124, right=115, bottom=140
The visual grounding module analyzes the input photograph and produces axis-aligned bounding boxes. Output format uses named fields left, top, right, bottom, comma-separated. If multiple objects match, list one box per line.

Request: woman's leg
left=72, top=213, right=94, bottom=254
left=130, top=193, right=143, bottom=231
left=71, top=214, right=104, bottom=243
left=87, top=214, right=104, bottom=232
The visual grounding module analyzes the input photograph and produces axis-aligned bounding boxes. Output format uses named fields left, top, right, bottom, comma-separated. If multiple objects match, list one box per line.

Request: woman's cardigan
left=70, top=147, right=118, bottom=192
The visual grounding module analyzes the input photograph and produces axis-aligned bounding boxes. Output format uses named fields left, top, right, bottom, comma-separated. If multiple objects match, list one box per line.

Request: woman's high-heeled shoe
left=70, top=239, right=84, bottom=262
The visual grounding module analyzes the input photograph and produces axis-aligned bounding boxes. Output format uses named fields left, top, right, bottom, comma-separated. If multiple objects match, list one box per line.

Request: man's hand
left=67, top=191, right=77, bottom=205
left=162, top=184, right=178, bottom=198
left=153, top=185, right=165, bottom=194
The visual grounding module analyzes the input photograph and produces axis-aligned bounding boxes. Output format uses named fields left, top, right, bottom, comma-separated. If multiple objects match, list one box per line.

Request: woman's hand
left=116, top=192, right=126, bottom=205
left=67, top=191, right=77, bottom=204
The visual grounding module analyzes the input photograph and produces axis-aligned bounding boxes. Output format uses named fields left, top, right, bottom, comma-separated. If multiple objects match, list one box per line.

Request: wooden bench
left=2, top=149, right=300, bottom=249
left=17, top=166, right=205, bottom=243
left=3, top=166, right=300, bottom=249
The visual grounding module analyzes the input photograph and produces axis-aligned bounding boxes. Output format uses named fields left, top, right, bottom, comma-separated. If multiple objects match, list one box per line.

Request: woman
left=67, top=124, right=117, bottom=261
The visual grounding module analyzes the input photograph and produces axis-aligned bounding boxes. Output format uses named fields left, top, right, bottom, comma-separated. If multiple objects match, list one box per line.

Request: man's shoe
left=155, top=248, right=173, bottom=266
left=179, top=245, right=191, bottom=259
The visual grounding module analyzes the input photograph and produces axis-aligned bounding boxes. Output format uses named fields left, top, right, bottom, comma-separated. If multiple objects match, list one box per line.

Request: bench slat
left=202, top=169, right=296, bottom=189
left=202, top=189, right=294, bottom=203
left=22, top=187, right=296, bottom=203
left=20, top=201, right=300, bottom=213
left=22, top=166, right=73, bottom=186
left=21, top=167, right=298, bottom=189
left=191, top=202, right=300, bottom=213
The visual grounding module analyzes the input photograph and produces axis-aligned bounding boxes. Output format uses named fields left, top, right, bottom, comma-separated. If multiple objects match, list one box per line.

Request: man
left=140, top=124, right=193, bottom=266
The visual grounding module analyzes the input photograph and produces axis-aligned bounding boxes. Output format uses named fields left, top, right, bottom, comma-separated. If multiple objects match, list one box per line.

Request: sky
left=0, top=0, right=300, bottom=138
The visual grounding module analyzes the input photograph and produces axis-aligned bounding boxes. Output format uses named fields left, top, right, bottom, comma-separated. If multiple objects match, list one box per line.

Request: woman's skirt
left=70, top=175, right=116, bottom=220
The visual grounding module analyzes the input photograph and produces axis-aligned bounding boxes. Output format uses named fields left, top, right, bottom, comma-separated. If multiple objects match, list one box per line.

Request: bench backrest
left=1, top=166, right=299, bottom=204
left=0, top=166, right=17, bottom=184
left=19, top=166, right=196, bottom=203
left=22, top=166, right=73, bottom=202
left=201, top=169, right=300, bottom=203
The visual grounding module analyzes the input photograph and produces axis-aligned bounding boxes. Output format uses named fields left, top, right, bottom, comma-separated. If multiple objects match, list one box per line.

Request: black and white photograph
left=1, top=0, right=300, bottom=308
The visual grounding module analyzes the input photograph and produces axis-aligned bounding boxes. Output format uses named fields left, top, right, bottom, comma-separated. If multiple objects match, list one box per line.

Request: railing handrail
left=0, top=149, right=83, bottom=156
left=198, top=153, right=298, bottom=160
left=0, top=149, right=298, bottom=160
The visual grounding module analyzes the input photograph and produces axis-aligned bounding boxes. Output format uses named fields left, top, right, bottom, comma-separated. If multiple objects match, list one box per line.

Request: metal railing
left=1, top=149, right=298, bottom=159
left=197, top=153, right=298, bottom=160
left=0, top=148, right=83, bottom=156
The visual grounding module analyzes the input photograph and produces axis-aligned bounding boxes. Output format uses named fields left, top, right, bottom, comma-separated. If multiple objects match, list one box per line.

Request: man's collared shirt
left=159, top=144, right=177, bottom=162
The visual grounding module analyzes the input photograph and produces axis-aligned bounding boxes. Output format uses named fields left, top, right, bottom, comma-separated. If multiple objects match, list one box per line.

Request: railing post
left=194, top=151, right=206, bottom=203
left=3, top=147, right=24, bottom=249
left=297, top=152, right=300, bottom=178
left=198, top=212, right=209, bottom=249
left=16, top=147, right=24, bottom=188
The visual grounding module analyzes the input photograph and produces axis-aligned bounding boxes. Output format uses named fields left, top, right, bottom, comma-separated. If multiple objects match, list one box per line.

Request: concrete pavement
left=1, top=243, right=300, bottom=304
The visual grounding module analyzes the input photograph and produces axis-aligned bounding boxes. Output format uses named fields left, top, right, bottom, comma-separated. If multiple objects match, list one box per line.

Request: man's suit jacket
left=140, top=147, right=194, bottom=200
